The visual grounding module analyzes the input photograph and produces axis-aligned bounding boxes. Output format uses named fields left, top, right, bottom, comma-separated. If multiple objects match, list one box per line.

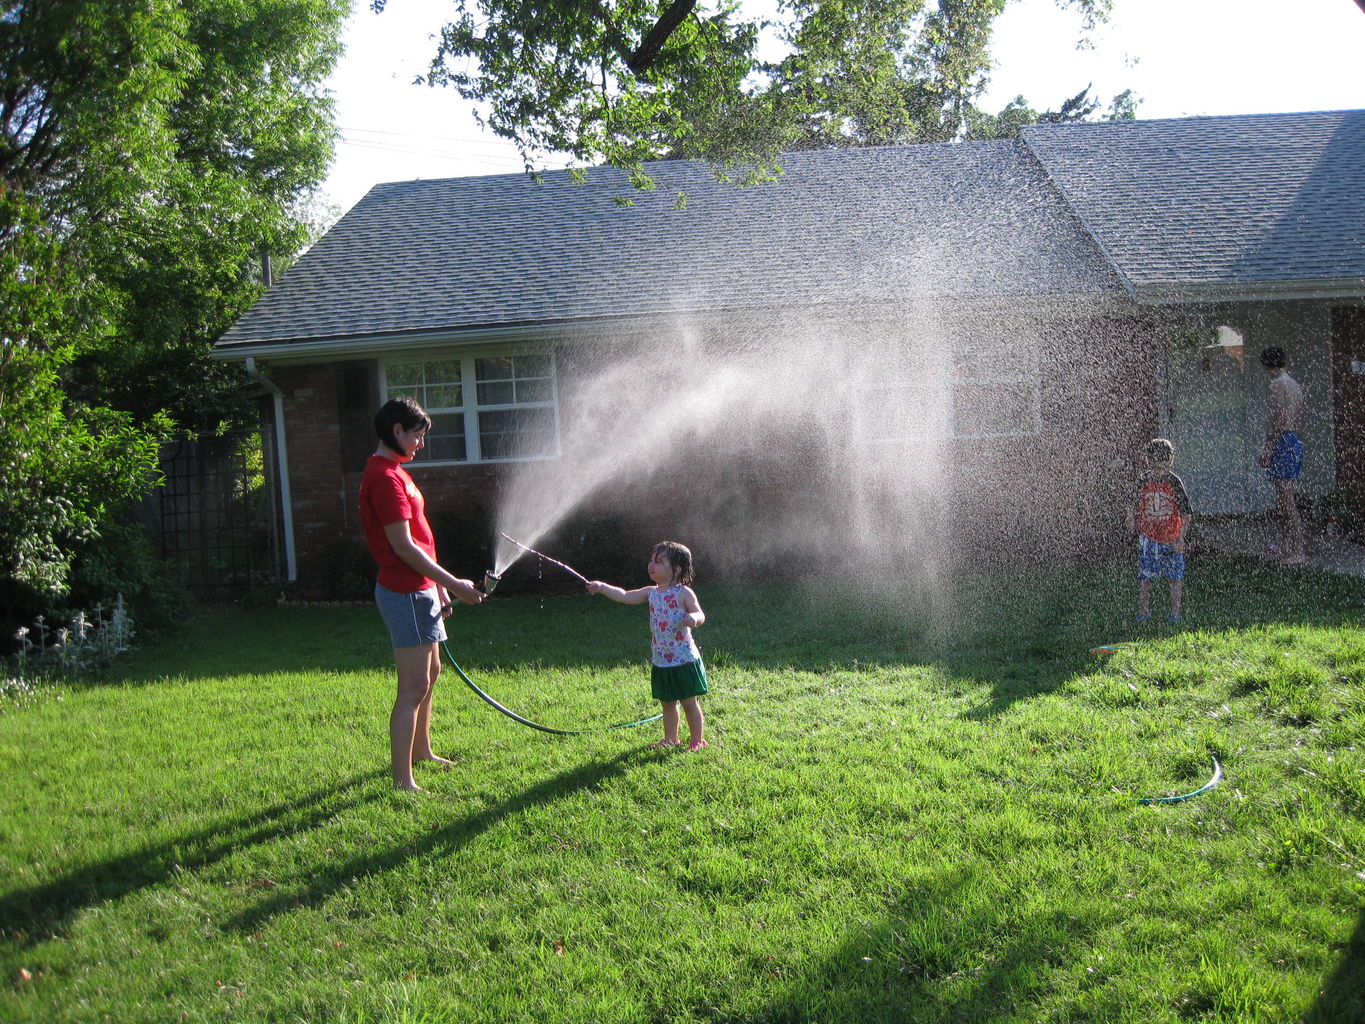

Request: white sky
left=320, top=0, right=1365, bottom=214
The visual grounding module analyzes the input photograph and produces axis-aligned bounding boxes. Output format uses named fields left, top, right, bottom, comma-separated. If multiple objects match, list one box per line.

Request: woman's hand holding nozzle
left=452, top=578, right=484, bottom=605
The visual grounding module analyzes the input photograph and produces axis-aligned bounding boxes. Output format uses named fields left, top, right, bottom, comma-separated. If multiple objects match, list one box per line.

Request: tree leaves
left=400, top=0, right=1119, bottom=184
left=1, top=0, right=347, bottom=598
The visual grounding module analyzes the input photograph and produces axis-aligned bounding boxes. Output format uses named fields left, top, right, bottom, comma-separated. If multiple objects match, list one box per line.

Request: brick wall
left=272, top=362, right=517, bottom=594
left=272, top=312, right=1159, bottom=595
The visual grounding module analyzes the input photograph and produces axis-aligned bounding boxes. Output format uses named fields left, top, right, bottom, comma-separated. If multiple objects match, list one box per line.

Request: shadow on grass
left=937, top=554, right=1365, bottom=721
left=223, top=748, right=649, bottom=934
left=671, top=869, right=1103, bottom=1024
left=102, top=558, right=1365, bottom=717
left=0, top=772, right=383, bottom=953
left=1307, top=904, right=1365, bottom=1023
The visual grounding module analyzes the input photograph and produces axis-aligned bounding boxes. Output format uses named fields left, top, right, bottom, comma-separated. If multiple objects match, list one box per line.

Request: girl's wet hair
left=653, top=541, right=694, bottom=586
left=375, top=396, right=431, bottom=454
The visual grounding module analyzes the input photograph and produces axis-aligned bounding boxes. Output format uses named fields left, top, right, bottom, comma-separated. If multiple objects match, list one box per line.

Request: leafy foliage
left=0, top=0, right=347, bottom=607
left=0, top=337, right=165, bottom=597
left=389, top=0, right=1123, bottom=182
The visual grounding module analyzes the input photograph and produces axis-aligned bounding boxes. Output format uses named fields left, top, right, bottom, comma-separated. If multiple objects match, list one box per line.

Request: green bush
left=67, top=508, right=182, bottom=635
left=313, top=537, right=377, bottom=602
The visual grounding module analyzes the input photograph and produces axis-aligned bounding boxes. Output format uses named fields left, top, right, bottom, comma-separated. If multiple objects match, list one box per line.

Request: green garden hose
left=441, top=641, right=661, bottom=736
left=988, top=755, right=1223, bottom=805
left=1136, top=756, right=1222, bottom=805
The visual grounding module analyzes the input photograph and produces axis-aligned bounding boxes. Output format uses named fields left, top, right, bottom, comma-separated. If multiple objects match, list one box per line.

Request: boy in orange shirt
left=1126, top=438, right=1194, bottom=624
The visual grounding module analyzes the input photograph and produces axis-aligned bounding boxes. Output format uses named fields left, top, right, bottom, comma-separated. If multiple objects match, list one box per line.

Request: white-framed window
left=945, top=334, right=1040, bottom=438
left=382, top=351, right=559, bottom=464
left=850, top=332, right=1040, bottom=443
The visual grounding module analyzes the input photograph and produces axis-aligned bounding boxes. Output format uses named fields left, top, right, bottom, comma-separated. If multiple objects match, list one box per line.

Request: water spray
left=497, top=531, right=590, bottom=585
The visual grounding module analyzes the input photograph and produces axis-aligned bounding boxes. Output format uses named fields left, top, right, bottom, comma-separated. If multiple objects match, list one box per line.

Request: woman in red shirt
left=359, top=397, right=483, bottom=790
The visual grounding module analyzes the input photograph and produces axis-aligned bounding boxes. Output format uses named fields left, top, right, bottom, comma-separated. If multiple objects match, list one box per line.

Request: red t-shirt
left=1133, top=471, right=1193, bottom=545
left=358, top=454, right=438, bottom=593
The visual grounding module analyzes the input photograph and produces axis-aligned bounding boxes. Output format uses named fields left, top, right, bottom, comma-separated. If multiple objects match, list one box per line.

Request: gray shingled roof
left=214, top=139, right=1120, bottom=357
left=1022, top=109, right=1365, bottom=302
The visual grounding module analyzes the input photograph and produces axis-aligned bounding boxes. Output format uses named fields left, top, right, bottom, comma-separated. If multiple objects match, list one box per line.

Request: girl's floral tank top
left=648, top=584, right=700, bottom=668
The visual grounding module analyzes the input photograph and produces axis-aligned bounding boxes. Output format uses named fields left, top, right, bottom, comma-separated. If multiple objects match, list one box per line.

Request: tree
left=64, top=0, right=347, bottom=432
left=0, top=0, right=347, bottom=604
left=385, top=0, right=1120, bottom=182
left=965, top=84, right=1136, bottom=141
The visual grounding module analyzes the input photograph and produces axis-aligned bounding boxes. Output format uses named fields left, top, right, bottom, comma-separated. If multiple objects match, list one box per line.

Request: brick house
left=212, top=109, right=1364, bottom=594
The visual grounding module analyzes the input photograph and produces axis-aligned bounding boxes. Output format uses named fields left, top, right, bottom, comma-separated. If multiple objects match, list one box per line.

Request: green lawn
left=1, top=555, right=1363, bottom=1023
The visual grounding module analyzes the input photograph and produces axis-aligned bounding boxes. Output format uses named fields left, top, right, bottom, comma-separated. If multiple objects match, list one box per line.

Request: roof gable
left=1023, top=109, right=1365, bottom=303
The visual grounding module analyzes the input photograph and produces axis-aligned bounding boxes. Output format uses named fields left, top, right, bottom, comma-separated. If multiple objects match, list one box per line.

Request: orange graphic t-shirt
left=1133, top=471, right=1193, bottom=546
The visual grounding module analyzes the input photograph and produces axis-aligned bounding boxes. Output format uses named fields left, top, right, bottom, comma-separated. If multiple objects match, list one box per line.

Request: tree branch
left=625, top=0, right=696, bottom=75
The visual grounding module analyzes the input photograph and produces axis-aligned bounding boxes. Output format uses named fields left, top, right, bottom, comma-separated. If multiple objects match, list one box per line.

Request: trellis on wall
left=145, top=429, right=282, bottom=592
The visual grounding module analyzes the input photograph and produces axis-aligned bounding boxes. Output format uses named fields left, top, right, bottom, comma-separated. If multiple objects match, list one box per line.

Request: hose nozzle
left=482, top=570, right=501, bottom=595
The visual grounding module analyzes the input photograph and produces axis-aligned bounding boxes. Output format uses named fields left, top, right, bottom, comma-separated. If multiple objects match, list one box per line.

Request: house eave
left=1132, top=277, right=1365, bottom=306
left=212, top=321, right=592, bottom=363
left=211, top=290, right=1135, bottom=363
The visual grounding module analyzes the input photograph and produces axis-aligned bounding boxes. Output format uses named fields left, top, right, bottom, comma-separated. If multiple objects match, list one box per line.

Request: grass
left=1, top=553, right=1363, bottom=1023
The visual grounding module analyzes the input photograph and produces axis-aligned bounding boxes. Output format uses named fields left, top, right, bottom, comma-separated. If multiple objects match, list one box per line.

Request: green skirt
left=651, top=659, right=709, bottom=702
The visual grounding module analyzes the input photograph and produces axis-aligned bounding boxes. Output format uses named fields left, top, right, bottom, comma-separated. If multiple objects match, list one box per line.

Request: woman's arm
left=382, top=520, right=483, bottom=604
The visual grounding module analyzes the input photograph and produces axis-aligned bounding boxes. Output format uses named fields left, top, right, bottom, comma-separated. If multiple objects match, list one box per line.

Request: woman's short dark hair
left=375, top=396, right=431, bottom=454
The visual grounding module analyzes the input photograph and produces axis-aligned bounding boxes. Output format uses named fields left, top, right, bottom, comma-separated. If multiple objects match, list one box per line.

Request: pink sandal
left=687, top=739, right=708, bottom=752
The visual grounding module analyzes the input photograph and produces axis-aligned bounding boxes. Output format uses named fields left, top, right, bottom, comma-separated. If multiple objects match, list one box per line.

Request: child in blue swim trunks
left=1127, top=439, right=1193, bottom=624
left=1258, top=347, right=1307, bottom=566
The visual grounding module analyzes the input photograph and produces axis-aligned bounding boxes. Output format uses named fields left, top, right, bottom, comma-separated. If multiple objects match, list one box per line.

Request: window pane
left=476, top=380, right=515, bottom=405
left=387, top=362, right=422, bottom=388
left=426, top=360, right=461, bottom=384
left=514, top=378, right=553, bottom=403
left=409, top=412, right=467, bottom=463
left=514, top=353, right=551, bottom=378
left=427, top=383, right=463, bottom=409
left=475, top=356, right=514, bottom=381
left=952, top=384, right=1036, bottom=437
left=478, top=407, right=556, bottom=460
left=385, top=360, right=463, bottom=412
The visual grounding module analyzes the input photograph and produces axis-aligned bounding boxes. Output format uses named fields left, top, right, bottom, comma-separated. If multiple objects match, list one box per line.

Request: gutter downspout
left=244, top=357, right=298, bottom=582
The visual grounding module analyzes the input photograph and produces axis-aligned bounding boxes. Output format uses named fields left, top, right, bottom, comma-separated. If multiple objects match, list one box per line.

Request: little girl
left=587, top=541, right=709, bottom=751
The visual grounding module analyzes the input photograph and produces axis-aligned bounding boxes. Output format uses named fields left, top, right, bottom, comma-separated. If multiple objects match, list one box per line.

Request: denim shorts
left=374, top=583, right=447, bottom=647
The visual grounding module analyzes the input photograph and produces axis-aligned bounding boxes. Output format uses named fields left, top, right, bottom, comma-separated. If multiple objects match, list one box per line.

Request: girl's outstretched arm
left=586, top=581, right=652, bottom=605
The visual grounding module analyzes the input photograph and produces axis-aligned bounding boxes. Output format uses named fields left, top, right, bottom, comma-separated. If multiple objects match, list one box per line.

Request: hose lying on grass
left=1136, top=756, right=1223, bottom=805
left=988, top=756, right=1224, bottom=806
left=441, top=641, right=662, bottom=736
